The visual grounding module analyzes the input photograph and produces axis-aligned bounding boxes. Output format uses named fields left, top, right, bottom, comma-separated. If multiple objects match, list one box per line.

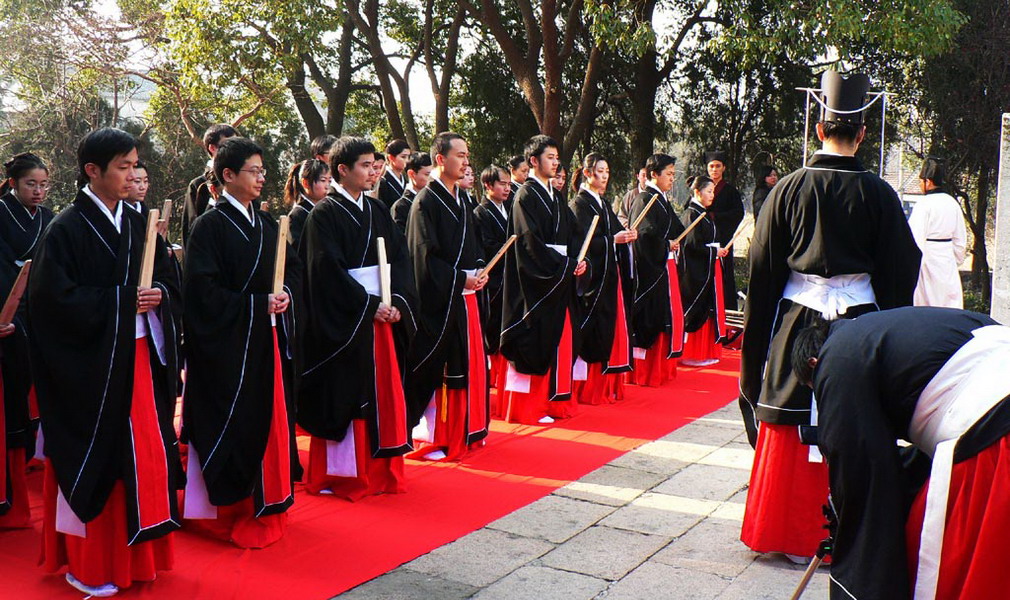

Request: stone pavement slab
left=403, top=528, right=555, bottom=587
left=553, top=464, right=667, bottom=507
left=652, top=519, right=756, bottom=578
left=597, top=562, right=733, bottom=600
left=539, top=525, right=671, bottom=580
left=335, top=570, right=479, bottom=600
left=652, top=463, right=749, bottom=502
left=486, top=495, right=615, bottom=544
left=471, top=566, right=608, bottom=600
left=600, top=492, right=719, bottom=537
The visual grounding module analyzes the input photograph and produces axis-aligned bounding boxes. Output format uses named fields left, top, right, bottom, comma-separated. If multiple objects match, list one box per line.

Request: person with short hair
left=740, top=70, right=921, bottom=564
left=283, top=159, right=331, bottom=251
left=617, top=164, right=648, bottom=228
left=472, top=165, right=511, bottom=412
left=368, top=152, right=387, bottom=200
left=390, top=152, right=433, bottom=234
left=678, top=175, right=726, bottom=367
left=506, top=154, right=529, bottom=208
left=182, top=137, right=301, bottom=548
left=791, top=307, right=1009, bottom=600
left=298, top=136, right=418, bottom=498
left=500, top=135, right=587, bottom=424
left=908, top=156, right=967, bottom=308
left=182, top=123, right=237, bottom=247
left=703, top=150, right=744, bottom=311
left=379, top=139, right=412, bottom=209
left=459, top=164, right=478, bottom=211
left=310, top=134, right=338, bottom=162
left=404, top=132, right=489, bottom=461
left=31, top=128, right=182, bottom=596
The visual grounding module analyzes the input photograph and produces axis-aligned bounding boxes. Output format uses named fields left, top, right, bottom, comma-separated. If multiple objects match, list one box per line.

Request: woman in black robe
left=679, top=175, right=725, bottom=367
left=0, top=152, right=54, bottom=528
left=570, top=153, right=636, bottom=404
left=283, top=159, right=331, bottom=252
left=704, top=151, right=744, bottom=310
left=751, top=165, right=778, bottom=219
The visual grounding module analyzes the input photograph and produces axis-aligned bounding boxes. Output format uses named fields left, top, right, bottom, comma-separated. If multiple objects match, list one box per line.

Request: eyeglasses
left=22, top=182, right=50, bottom=191
left=241, top=167, right=268, bottom=178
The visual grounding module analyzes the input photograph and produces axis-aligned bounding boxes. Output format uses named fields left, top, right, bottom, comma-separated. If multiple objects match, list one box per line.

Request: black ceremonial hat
left=704, top=150, right=728, bottom=165
left=819, top=70, right=871, bottom=124
left=919, top=156, right=946, bottom=186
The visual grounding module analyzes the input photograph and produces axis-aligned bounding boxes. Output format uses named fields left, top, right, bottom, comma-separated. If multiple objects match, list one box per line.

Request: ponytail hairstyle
left=283, top=158, right=330, bottom=206
left=573, top=152, right=607, bottom=193
left=1, top=152, right=48, bottom=196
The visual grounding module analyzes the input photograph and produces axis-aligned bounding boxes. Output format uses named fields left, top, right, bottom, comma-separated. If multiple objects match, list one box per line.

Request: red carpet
left=0, top=353, right=740, bottom=599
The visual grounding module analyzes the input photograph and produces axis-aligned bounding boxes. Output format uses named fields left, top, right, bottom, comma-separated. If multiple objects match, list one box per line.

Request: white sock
left=423, top=449, right=447, bottom=461
left=66, top=573, right=119, bottom=597
left=538, top=416, right=555, bottom=424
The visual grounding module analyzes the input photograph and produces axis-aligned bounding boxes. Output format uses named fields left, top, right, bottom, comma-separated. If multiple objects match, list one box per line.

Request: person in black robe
left=500, top=135, right=587, bottom=424
left=391, top=152, right=433, bottom=235
left=739, top=70, right=921, bottom=563
left=0, top=152, right=54, bottom=528
left=473, top=165, right=511, bottom=411
left=460, top=165, right=479, bottom=212
left=378, top=139, right=411, bottom=210
left=570, top=153, right=636, bottom=405
left=678, top=176, right=726, bottom=366
left=506, top=154, right=528, bottom=209
left=310, top=134, right=337, bottom=163
left=404, top=132, right=489, bottom=462
left=629, top=153, right=686, bottom=386
left=283, top=158, right=331, bottom=251
left=751, top=165, right=778, bottom=219
left=704, top=150, right=744, bottom=310
left=182, top=137, right=302, bottom=549
left=792, top=308, right=1009, bottom=600
left=298, top=136, right=417, bottom=499
left=182, top=124, right=237, bottom=248
left=30, top=128, right=182, bottom=596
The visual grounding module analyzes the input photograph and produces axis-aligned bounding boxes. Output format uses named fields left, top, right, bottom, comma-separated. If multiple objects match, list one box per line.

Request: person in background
left=908, top=156, right=967, bottom=308
left=618, top=164, right=648, bottom=228
left=378, top=139, right=411, bottom=210
left=311, top=135, right=338, bottom=163
left=751, top=165, right=778, bottom=219
left=283, top=159, right=331, bottom=251
left=704, top=150, right=743, bottom=310
left=183, top=124, right=237, bottom=247
left=507, top=154, right=529, bottom=208
left=678, top=175, right=725, bottom=368
left=460, top=164, right=478, bottom=211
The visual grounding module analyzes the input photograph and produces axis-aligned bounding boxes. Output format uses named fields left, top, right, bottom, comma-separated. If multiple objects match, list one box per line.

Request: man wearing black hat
left=703, top=150, right=744, bottom=311
left=909, top=156, right=967, bottom=308
left=739, top=70, right=921, bottom=563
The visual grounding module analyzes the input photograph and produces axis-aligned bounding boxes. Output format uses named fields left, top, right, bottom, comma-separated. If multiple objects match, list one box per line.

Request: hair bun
left=685, top=175, right=697, bottom=188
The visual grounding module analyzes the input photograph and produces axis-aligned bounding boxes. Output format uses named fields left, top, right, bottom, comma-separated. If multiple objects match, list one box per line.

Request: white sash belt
left=909, top=325, right=1010, bottom=600
left=782, top=271, right=874, bottom=320
left=349, top=266, right=380, bottom=296
left=462, top=269, right=477, bottom=296
left=546, top=243, right=567, bottom=257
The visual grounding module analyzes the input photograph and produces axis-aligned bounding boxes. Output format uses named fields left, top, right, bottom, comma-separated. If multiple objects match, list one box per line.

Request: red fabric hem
left=306, top=421, right=406, bottom=501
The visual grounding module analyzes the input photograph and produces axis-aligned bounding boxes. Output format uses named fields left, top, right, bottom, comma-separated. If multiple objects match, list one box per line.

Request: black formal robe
left=629, top=185, right=686, bottom=353
left=500, top=178, right=580, bottom=375
left=752, top=186, right=771, bottom=220
left=298, top=192, right=417, bottom=453
left=740, top=153, right=920, bottom=437
left=378, top=170, right=406, bottom=210
left=287, top=196, right=315, bottom=252
left=28, top=191, right=182, bottom=542
left=182, top=200, right=302, bottom=511
left=0, top=192, right=54, bottom=453
left=182, top=170, right=213, bottom=248
left=404, top=181, right=485, bottom=430
left=678, top=201, right=720, bottom=334
left=813, top=307, right=1002, bottom=600
left=473, top=199, right=508, bottom=355
left=570, top=189, right=629, bottom=368
left=390, top=188, right=417, bottom=235
left=709, top=180, right=743, bottom=309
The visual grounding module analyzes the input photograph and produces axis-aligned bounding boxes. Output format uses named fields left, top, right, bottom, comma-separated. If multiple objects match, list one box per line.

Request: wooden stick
left=722, top=221, right=749, bottom=252
left=789, top=555, right=823, bottom=600
left=671, top=212, right=707, bottom=246
left=159, top=199, right=173, bottom=226
left=0, top=261, right=31, bottom=324
left=477, top=234, right=517, bottom=278
left=138, top=209, right=161, bottom=288
left=272, top=216, right=290, bottom=295
left=575, top=215, right=600, bottom=263
left=629, top=194, right=660, bottom=231
left=376, top=237, right=392, bottom=306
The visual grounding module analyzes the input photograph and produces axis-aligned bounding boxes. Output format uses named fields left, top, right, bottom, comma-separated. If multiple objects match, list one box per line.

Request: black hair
left=524, top=135, right=560, bottom=164
left=572, top=152, right=607, bottom=193
left=329, top=136, right=376, bottom=183
left=134, top=159, right=148, bottom=172
left=686, top=174, right=714, bottom=193
left=644, top=153, right=676, bottom=179
left=373, top=151, right=385, bottom=162
left=203, top=124, right=238, bottom=155
left=212, top=137, right=263, bottom=184
left=431, top=131, right=466, bottom=158
left=1, top=152, right=48, bottom=195
left=755, top=165, right=777, bottom=189
left=407, top=152, right=432, bottom=174
left=385, top=138, right=411, bottom=157
left=480, top=164, right=508, bottom=189
left=310, top=134, right=338, bottom=159
left=77, top=127, right=137, bottom=187
left=791, top=319, right=831, bottom=387
left=508, top=155, right=526, bottom=171
left=820, top=121, right=863, bottom=144
left=283, top=159, right=330, bottom=206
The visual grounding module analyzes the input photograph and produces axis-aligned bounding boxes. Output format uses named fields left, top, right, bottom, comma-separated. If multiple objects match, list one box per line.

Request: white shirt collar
left=530, top=174, right=553, bottom=198
left=488, top=197, right=508, bottom=218
left=125, top=201, right=144, bottom=213
left=82, top=185, right=123, bottom=233
left=221, top=190, right=255, bottom=224
left=645, top=183, right=665, bottom=197
left=9, top=191, right=39, bottom=219
left=299, top=193, right=316, bottom=208
left=333, top=182, right=364, bottom=211
left=432, top=176, right=460, bottom=206
left=580, top=184, right=603, bottom=208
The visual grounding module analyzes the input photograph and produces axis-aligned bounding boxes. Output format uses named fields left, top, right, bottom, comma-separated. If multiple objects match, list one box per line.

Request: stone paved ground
left=336, top=401, right=829, bottom=600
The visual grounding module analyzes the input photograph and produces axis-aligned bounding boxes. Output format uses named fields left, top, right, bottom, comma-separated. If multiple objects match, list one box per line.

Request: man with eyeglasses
left=181, top=137, right=303, bottom=548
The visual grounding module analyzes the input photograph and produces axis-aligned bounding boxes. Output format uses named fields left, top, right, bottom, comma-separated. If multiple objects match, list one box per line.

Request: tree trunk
left=287, top=62, right=325, bottom=140
left=348, top=0, right=407, bottom=142
left=972, top=164, right=992, bottom=302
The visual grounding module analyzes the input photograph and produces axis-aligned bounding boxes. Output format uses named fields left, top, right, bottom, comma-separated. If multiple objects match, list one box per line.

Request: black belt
left=926, top=238, right=952, bottom=242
